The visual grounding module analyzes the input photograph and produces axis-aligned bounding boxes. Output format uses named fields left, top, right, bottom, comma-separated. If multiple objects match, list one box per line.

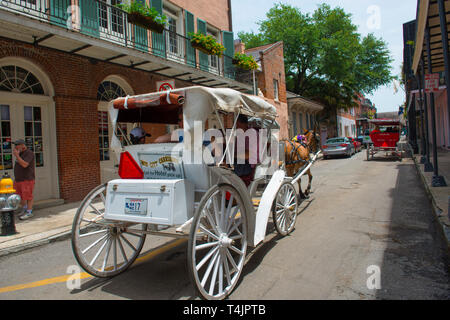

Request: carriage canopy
left=109, top=86, right=278, bottom=125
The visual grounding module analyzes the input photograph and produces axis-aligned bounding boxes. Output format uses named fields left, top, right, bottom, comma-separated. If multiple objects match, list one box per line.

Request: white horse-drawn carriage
left=71, top=86, right=304, bottom=299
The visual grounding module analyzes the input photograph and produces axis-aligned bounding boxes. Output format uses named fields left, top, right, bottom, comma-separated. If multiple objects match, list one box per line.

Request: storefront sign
left=425, top=73, right=440, bottom=93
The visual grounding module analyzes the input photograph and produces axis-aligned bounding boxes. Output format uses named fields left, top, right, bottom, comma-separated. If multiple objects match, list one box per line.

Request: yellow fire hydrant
left=0, top=173, right=21, bottom=236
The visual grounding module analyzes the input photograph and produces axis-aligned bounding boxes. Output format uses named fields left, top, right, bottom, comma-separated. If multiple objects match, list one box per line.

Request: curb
left=0, top=229, right=72, bottom=258
left=412, top=155, right=450, bottom=254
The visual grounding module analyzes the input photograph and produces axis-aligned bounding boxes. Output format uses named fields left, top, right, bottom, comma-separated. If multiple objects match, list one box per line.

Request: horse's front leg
left=304, top=169, right=312, bottom=197
left=297, top=177, right=307, bottom=200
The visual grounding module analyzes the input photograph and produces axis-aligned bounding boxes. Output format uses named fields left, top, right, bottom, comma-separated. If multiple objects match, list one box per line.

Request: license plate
left=125, top=198, right=148, bottom=216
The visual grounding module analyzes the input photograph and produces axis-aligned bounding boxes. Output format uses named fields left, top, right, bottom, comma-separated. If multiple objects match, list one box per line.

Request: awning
left=412, top=0, right=450, bottom=74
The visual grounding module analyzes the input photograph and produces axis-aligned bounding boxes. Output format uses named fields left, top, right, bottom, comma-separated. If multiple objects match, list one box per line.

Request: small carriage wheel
left=188, top=183, right=248, bottom=300
left=71, top=184, right=147, bottom=278
left=272, top=182, right=298, bottom=236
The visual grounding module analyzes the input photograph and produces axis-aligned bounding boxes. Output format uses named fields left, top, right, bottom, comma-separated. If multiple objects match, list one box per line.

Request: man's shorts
left=14, top=180, right=35, bottom=201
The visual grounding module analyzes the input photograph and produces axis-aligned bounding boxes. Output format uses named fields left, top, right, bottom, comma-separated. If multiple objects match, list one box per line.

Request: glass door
left=0, top=102, right=52, bottom=200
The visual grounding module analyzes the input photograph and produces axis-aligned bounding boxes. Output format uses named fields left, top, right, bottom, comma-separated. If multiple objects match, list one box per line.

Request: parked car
left=347, top=137, right=362, bottom=153
left=322, top=137, right=355, bottom=159
left=356, top=136, right=365, bottom=148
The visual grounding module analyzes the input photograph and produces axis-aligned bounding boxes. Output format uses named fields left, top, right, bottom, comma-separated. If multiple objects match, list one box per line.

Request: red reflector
left=322, top=145, right=328, bottom=149
left=118, top=151, right=144, bottom=179
left=339, top=144, right=349, bottom=147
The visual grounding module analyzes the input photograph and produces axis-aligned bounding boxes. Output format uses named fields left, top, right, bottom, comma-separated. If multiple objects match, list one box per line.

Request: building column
left=416, top=69, right=427, bottom=162
left=425, top=23, right=447, bottom=186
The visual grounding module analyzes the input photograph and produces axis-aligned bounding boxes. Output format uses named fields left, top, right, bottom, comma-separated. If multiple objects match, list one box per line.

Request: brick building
left=0, top=0, right=253, bottom=203
left=235, top=40, right=289, bottom=139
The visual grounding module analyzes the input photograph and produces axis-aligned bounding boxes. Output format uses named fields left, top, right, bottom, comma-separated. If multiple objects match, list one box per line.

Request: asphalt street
left=0, top=151, right=448, bottom=300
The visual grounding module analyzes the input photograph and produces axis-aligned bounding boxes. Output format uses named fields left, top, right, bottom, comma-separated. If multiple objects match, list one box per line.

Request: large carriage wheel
left=71, top=184, right=147, bottom=278
left=366, top=146, right=371, bottom=161
left=188, top=183, right=248, bottom=300
left=272, top=182, right=298, bottom=236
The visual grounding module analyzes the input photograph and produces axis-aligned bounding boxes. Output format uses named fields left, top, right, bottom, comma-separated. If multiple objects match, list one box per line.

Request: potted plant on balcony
left=188, top=32, right=225, bottom=57
left=232, top=52, right=259, bottom=70
left=116, top=1, right=167, bottom=33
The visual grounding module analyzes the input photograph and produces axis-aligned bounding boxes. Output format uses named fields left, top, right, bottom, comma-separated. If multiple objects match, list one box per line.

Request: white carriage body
left=72, top=86, right=310, bottom=300
left=104, top=86, right=284, bottom=247
left=104, top=178, right=194, bottom=226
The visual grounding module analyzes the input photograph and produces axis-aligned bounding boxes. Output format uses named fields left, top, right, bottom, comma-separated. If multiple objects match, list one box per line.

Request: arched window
left=0, top=65, right=45, bottom=94
left=97, top=80, right=128, bottom=162
left=97, top=80, right=126, bottom=101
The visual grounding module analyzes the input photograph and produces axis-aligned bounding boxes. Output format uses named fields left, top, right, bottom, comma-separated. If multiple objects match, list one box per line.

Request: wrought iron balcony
left=0, top=0, right=254, bottom=90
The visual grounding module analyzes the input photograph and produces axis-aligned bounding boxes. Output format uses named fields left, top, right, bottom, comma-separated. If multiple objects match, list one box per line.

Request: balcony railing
left=0, top=0, right=253, bottom=86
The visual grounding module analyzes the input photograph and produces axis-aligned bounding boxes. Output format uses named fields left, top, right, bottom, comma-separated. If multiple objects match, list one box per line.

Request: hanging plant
left=116, top=1, right=167, bottom=33
left=232, top=52, right=259, bottom=70
left=188, top=32, right=225, bottom=57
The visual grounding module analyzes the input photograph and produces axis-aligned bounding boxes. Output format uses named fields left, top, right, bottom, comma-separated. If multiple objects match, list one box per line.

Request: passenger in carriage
left=233, top=114, right=256, bottom=187
left=154, top=110, right=184, bottom=143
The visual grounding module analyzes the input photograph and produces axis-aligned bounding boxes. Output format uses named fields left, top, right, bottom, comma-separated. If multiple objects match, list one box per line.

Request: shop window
left=24, top=106, right=44, bottom=167
left=0, top=65, right=44, bottom=94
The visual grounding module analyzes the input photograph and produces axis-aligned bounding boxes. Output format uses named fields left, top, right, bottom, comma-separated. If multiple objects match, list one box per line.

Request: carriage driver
left=130, top=127, right=151, bottom=145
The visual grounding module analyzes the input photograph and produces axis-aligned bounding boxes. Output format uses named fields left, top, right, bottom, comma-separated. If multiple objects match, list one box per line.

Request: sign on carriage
left=138, top=152, right=184, bottom=180
left=425, top=73, right=440, bottom=93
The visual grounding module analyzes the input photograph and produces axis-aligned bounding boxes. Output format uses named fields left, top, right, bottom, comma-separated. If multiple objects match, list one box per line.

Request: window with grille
left=24, top=106, right=44, bottom=167
left=0, top=105, right=12, bottom=170
left=0, top=65, right=44, bottom=94
left=273, top=79, right=279, bottom=101
left=168, top=17, right=179, bottom=55
left=98, top=111, right=109, bottom=161
left=97, top=81, right=126, bottom=101
left=98, top=0, right=124, bottom=34
left=97, top=80, right=128, bottom=160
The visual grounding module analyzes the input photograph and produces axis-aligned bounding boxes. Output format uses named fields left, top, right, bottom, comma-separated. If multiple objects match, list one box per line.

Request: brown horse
left=282, top=129, right=320, bottom=200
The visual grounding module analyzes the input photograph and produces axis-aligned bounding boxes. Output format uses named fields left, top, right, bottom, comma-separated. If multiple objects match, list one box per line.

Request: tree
left=238, top=3, right=393, bottom=123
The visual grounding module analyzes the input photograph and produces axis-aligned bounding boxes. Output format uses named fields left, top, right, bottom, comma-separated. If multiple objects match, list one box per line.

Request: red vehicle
left=366, top=119, right=402, bottom=161
left=347, top=137, right=362, bottom=153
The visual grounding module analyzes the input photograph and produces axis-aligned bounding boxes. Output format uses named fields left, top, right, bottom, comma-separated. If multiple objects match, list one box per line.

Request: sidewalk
left=411, top=147, right=450, bottom=251
left=0, top=201, right=80, bottom=256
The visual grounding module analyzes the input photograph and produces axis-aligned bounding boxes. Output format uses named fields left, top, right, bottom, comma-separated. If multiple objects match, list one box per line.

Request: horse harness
left=285, top=140, right=310, bottom=166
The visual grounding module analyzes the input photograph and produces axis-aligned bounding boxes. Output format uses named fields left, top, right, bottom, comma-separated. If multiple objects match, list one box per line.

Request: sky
left=231, top=0, right=417, bottom=113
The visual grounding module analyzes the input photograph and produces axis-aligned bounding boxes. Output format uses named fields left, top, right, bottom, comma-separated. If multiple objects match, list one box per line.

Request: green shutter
left=134, top=0, right=149, bottom=52
left=50, top=0, right=71, bottom=28
left=151, top=0, right=165, bottom=57
left=222, top=31, right=234, bottom=79
left=185, top=10, right=196, bottom=67
left=197, top=19, right=208, bottom=71
left=79, top=0, right=99, bottom=37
